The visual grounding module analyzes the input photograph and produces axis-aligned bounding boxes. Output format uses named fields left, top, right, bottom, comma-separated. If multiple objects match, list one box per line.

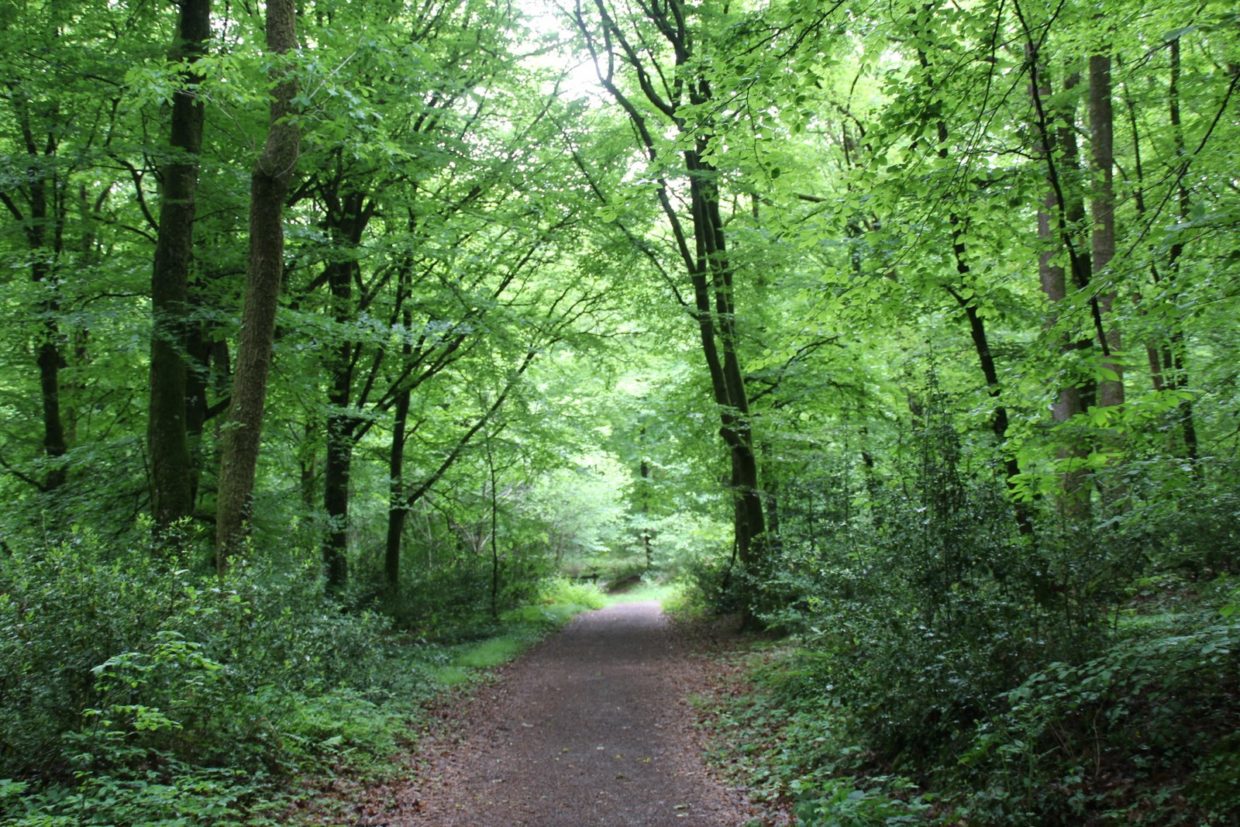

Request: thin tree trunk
left=574, top=0, right=766, bottom=620
left=215, top=0, right=299, bottom=565
left=322, top=407, right=351, bottom=589
left=34, top=239, right=67, bottom=492
left=384, top=382, right=411, bottom=592
left=915, top=47, right=1033, bottom=536
left=322, top=257, right=353, bottom=591
left=1026, top=46, right=1089, bottom=516
left=487, top=436, right=500, bottom=620
left=685, top=148, right=767, bottom=575
left=4, top=94, right=70, bottom=491
left=639, top=456, right=652, bottom=570
left=149, top=0, right=211, bottom=532
left=1090, top=52, right=1124, bottom=409
left=385, top=254, right=416, bottom=593
left=1166, top=38, right=1199, bottom=462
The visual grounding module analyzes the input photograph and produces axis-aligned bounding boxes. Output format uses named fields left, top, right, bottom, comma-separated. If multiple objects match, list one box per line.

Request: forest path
left=350, top=601, right=759, bottom=826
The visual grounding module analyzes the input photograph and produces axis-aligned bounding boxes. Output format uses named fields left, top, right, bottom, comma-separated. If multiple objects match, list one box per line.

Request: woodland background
left=0, top=0, right=1236, bottom=823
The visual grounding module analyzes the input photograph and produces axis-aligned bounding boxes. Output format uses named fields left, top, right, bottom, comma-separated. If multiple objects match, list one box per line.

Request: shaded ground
left=343, top=601, right=761, bottom=826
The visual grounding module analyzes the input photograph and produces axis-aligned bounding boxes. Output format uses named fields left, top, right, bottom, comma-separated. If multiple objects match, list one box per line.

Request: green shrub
left=956, top=605, right=1240, bottom=825
left=0, top=533, right=420, bottom=822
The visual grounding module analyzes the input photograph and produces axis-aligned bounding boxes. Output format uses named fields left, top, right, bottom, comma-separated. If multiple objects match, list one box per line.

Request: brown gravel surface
left=344, top=601, right=762, bottom=826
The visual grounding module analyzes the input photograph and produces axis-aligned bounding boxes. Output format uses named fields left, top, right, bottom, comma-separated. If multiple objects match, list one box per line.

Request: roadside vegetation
left=0, top=540, right=609, bottom=825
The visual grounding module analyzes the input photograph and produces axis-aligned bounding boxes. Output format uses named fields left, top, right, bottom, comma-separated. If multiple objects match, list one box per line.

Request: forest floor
left=311, top=601, right=772, bottom=826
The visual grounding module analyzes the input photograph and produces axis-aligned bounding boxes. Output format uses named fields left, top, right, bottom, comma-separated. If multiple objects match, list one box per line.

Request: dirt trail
left=353, top=601, right=757, bottom=826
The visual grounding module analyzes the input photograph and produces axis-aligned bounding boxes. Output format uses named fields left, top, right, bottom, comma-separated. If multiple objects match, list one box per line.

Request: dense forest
left=1, top=0, right=1236, bottom=823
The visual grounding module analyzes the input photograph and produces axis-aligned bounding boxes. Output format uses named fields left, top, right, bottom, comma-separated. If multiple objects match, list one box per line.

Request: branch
left=0, top=449, right=47, bottom=492
left=400, top=349, right=539, bottom=510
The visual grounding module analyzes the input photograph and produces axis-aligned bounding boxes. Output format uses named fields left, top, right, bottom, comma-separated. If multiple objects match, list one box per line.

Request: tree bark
left=149, top=0, right=211, bottom=532
left=384, top=379, right=411, bottom=592
left=2, top=93, right=70, bottom=491
left=1165, top=38, right=1199, bottom=462
left=487, top=436, right=500, bottom=620
left=915, top=46, right=1032, bottom=536
left=215, top=0, right=300, bottom=566
left=1090, top=51, right=1124, bottom=409
left=318, top=189, right=370, bottom=591
left=323, top=338, right=352, bottom=590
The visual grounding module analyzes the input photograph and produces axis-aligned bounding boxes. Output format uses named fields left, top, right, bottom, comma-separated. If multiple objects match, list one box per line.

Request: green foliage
left=1, top=0, right=1237, bottom=822
left=956, top=593, right=1239, bottom=825
left=0, top=528, right=610, bottom=823
left=794, top=778, right=931, bottom=827
left=0, top=535, right=413, bottom=821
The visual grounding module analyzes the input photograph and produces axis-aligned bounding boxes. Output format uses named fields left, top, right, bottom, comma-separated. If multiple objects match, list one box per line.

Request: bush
left=0, top=533, right=419, bottom=822
left=957, top=598, right=1240, bottom=825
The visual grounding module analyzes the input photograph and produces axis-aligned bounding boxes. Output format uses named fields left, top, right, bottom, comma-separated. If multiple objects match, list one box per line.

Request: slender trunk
left=184, top=273, right=227, bottom=499
left=149, top=0, right=211, bottom=532
left=384, top=383, right=411, bottom=592
left=639, top=456, right=651, bottom=569
left=915, top=47, right=1032, bottom=535
left=215, top=0, right=299, bottom=565
left=685, top=149, right=766, bottom=573
left=299, top=420, right=317, bottom=511
left=1090, top=52, right=1124, bottom=409
left=1167, top=38, right=1199, bottom=462
left=385, top=262, right=415, bottom=593
left=65, top=186, right=99, bottom=448
left=322, top=411, right=351, bottom=589
left=488, top=438, right=500, bottom=620
left=5, top=92, right=68, bottom=491
left=1027, top=48, right=1089, bottom=516
left=32, top=185, right=68, bottom=492
left=322, top=257, right=353, bottom=591
left=574, top=1, right=765, bottom=619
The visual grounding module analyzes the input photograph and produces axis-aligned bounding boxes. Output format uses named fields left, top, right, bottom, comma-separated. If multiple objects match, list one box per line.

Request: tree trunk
left=915, top=46, right=1032, bottom=536
left=639, top=456, right=652, bottom=570
left=384, top=382, right=411, bottom=592
left=487, top=437, right=500, bottom=620
left=575, top=0, right=766, bottom=620
left=1166, top=38, right=1200, bottom=462
left=322, top=256, right=353, bottom=591
left=317, top=187, right=370, bottom=590
left=384, top=262, right=415, bottom=594
left=215, top=0, right=300, bottom=565
left=685, top=148, right=767, bottom=575
left=1090, top=52, right=1124, bottom=409
left=149, top=0, right=211, bottom=533
left=1026, top=47, right=1090, bottom=516
left=7, top=99, right=70, bottom=491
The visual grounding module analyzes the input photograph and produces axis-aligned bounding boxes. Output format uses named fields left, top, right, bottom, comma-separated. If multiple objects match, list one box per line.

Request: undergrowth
left=700, top=577, right=1238, bottom=826
left=0, top=537, right=605, bottom=825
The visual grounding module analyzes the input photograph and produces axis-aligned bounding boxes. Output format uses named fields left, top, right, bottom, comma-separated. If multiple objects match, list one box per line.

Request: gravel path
left=349, top=601, right=757, bottom=826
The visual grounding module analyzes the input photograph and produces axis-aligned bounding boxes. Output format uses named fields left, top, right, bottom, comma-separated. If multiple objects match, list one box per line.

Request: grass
left=415, top=577, right=684, bottom=694
left=603, top=580, right=682, bottom=606
left=422, top=577, right=608, bottom=687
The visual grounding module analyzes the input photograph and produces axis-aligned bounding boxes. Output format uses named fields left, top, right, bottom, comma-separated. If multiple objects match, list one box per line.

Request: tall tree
left=215, top=0, right=300, bottom=564
left=1090, top=48, right=1124, bottom=410
left=573, top=0, right=768, bottom=593
left=148, top=0, right=211, bottom=533
left=1030, top=53, right=1089, bottom=513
